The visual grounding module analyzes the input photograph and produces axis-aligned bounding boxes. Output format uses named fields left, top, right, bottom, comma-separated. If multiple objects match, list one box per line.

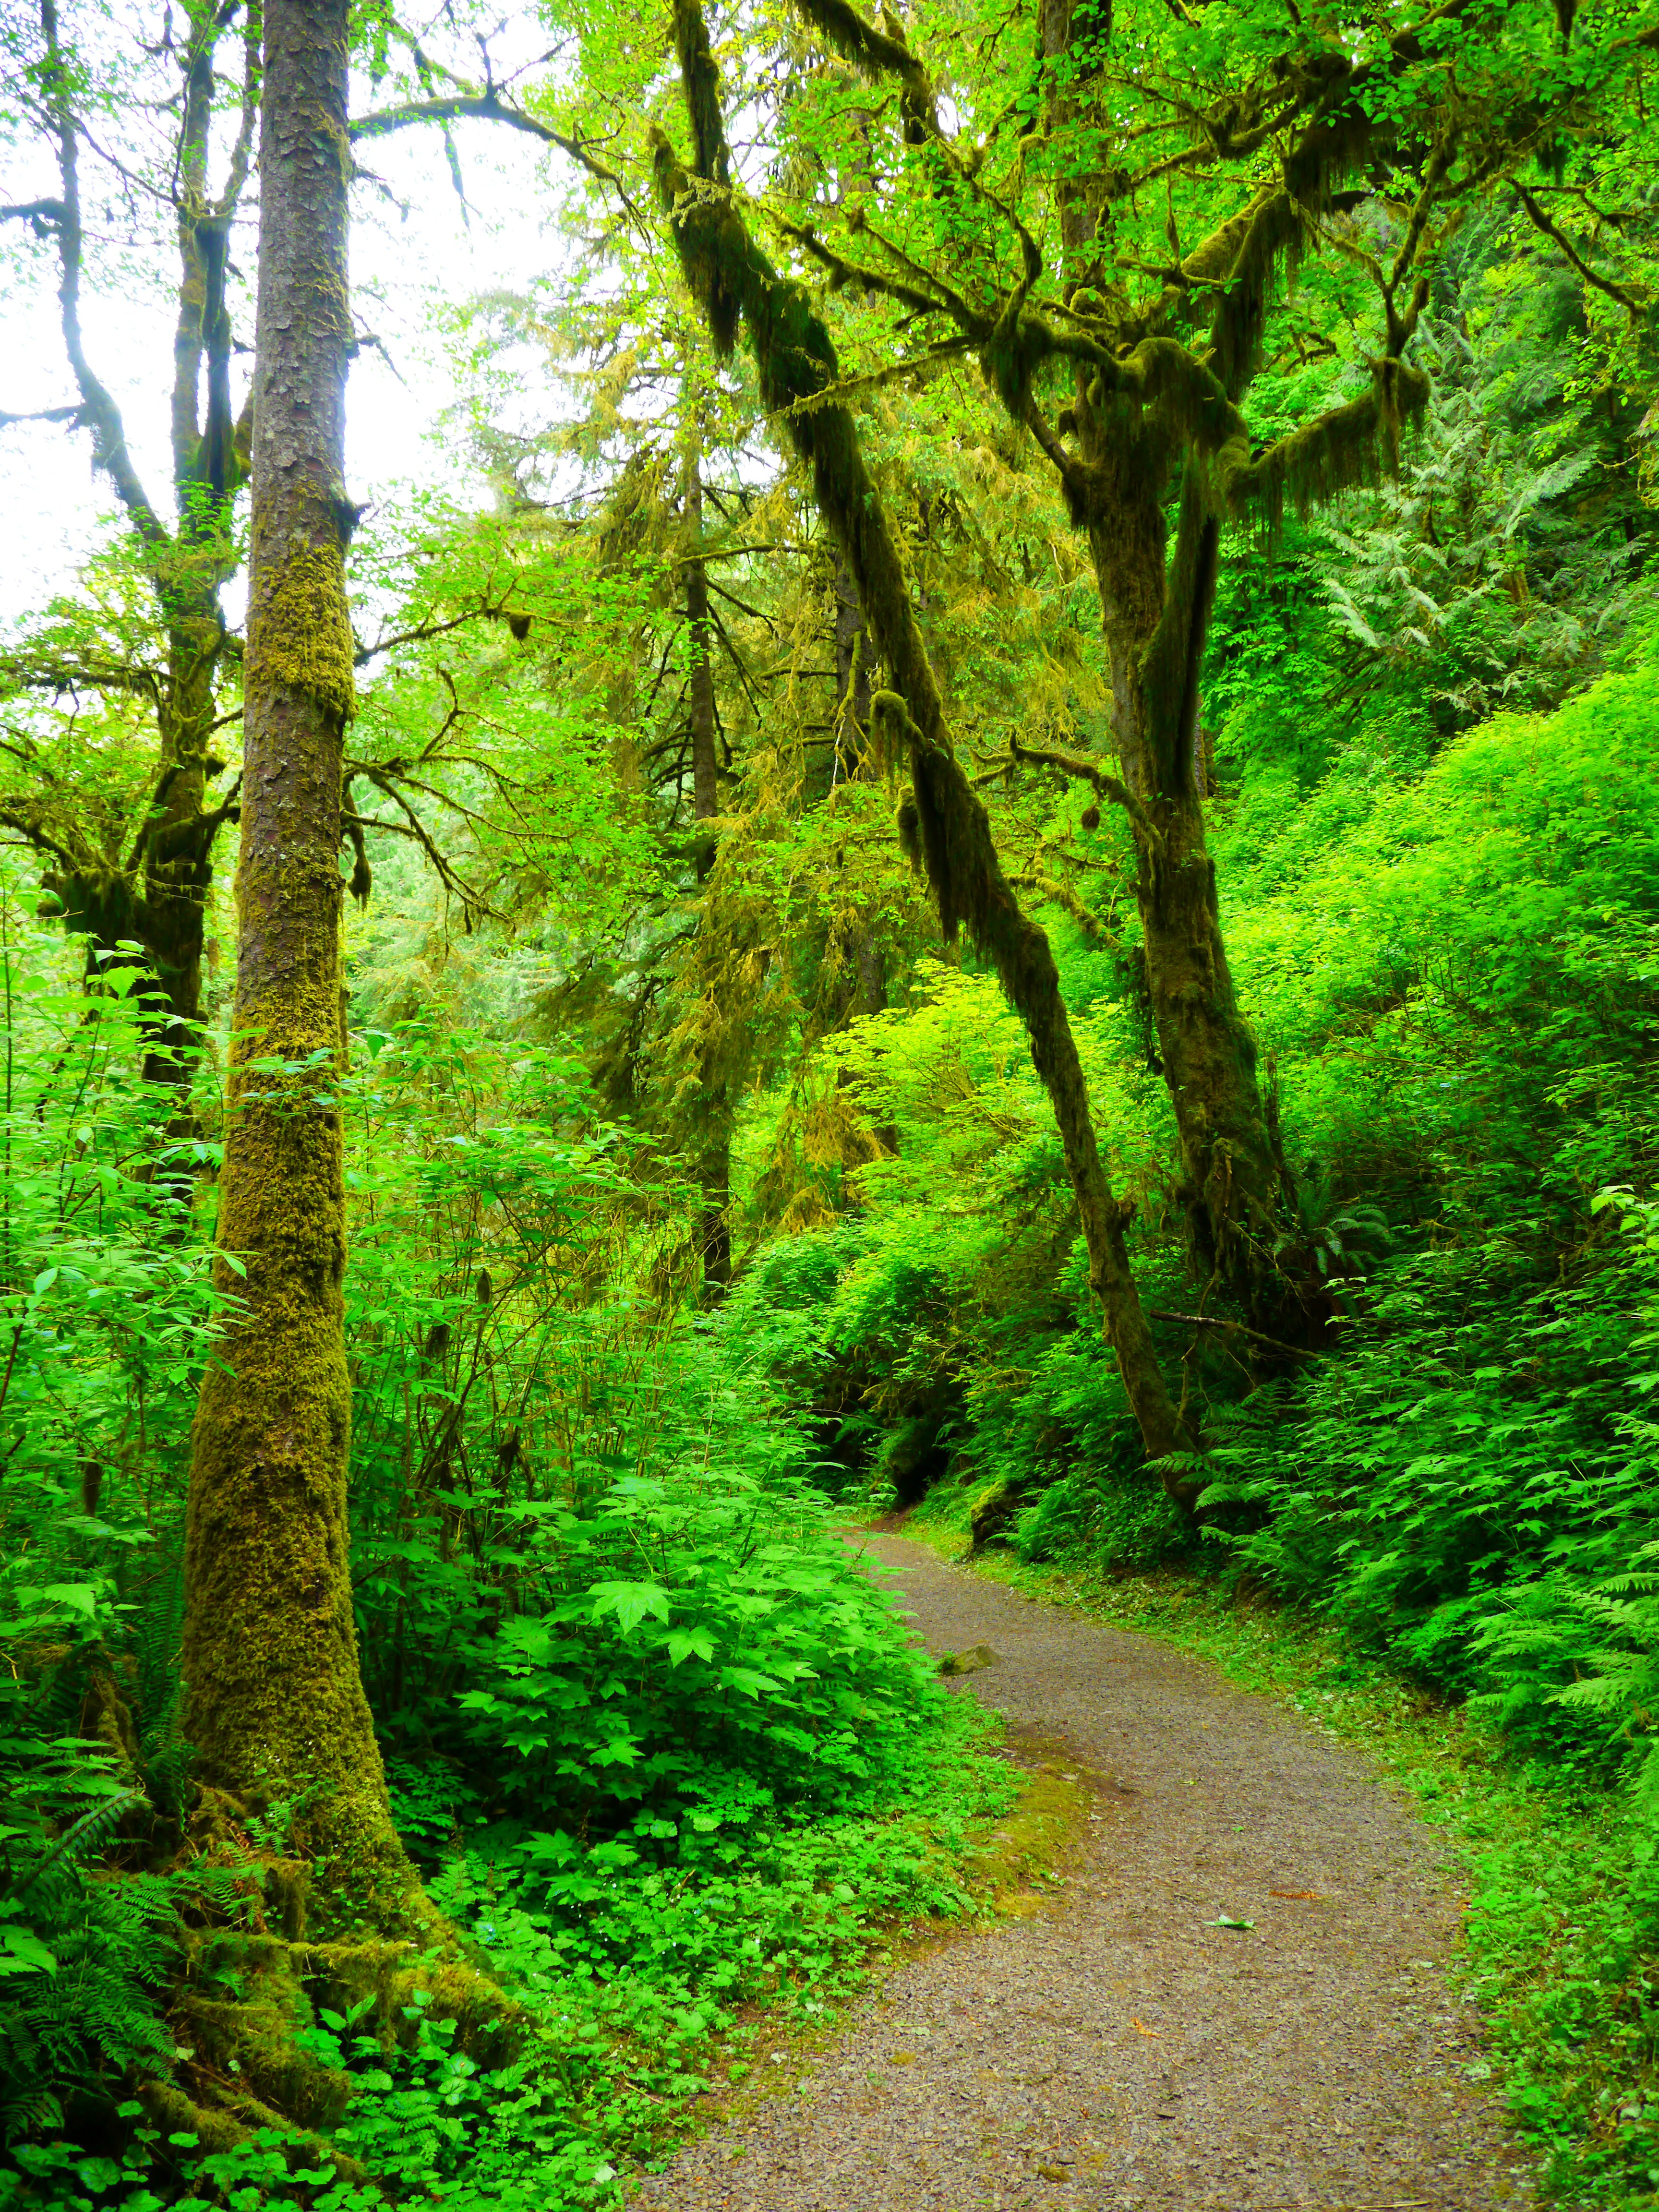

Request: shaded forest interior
left=1, top=0, right=1657, bottom=2204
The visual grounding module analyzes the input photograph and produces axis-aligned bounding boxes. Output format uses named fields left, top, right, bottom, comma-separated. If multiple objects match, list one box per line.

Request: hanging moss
left=670, top=0, right=731, bottom=186
left=652, top=56, right=1194, bottom=1488
left=1225, top=360, right=1431, bottom=534
left=789, top=0, right=931, bottom=99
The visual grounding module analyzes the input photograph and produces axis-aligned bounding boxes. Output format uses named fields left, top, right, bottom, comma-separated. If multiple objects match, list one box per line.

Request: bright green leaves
left=588, top=1578, right=673, bottom=1635
left=668, top=1625, right=717, bottom=1666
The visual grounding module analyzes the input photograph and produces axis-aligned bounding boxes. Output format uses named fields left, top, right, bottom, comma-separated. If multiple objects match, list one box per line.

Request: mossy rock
left=970, top=1480, right=1022, bottom=1553
left=938, top=1643, right=999, bottom=1677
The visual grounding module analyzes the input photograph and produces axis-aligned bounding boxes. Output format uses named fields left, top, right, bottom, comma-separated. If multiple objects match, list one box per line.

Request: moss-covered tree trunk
left=25, top=0, right=250, bottom=1113
left=683, top=439, right=735, bottom=1298
left=1037, top=0, right=1297, bottom=1329
left=685, top=452, right=720, bottom=880
left=653, top=0, right=1193, bottom=1486
left=181, top=0, right=416, bottom=1905
left=1081, top=441, right=1292, bottom=1317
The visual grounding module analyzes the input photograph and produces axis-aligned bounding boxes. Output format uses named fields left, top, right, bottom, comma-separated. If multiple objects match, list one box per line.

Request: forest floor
left=628, top=1532, right=1541, bottom=2212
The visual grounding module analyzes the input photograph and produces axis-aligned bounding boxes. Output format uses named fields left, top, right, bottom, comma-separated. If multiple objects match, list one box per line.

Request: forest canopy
left=0, top=0, right=1656, bottom=2202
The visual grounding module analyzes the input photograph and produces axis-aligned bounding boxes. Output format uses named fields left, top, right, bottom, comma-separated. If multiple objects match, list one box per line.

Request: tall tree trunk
left=683, top=438, right=734, bottom=1298
left=1082, top=444, right=1293, bottom=1317
left=685, top=454, right=719, bottom=878
left=653, top=30, right=1193, bottom=1486
left=181, top=0, right=415, bottom=1905
left=832, top=553, right=871, bottom=769
left=1039, top=0, right=1298, bottom=1329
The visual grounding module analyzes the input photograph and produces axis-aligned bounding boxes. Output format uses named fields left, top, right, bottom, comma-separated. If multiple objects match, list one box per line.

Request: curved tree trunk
left=1081, top=445, right=1296, bottom=1319
left=683, top=436, right=735, bottom=1299
left=654, top=4, right=1194, bottom=1486
left=1036, top=0, right=1300, bottom=1330
left=181, top=0, right=417, bottom=1909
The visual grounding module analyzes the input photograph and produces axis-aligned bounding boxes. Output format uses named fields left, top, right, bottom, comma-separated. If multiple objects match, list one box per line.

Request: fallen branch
left=1153, top=1310, right=1328, bottom=1360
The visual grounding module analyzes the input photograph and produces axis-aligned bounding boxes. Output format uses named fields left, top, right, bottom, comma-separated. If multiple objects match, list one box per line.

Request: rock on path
left=628, top=1535, right=1536, bottom=2211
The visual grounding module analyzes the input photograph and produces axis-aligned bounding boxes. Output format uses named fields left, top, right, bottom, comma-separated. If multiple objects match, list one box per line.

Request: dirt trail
left=628, top=1535, right=1537, bottom=2211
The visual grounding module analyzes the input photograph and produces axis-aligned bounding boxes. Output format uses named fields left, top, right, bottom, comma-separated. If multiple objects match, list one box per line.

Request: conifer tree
left=180, top=0, right=415, bottom=1902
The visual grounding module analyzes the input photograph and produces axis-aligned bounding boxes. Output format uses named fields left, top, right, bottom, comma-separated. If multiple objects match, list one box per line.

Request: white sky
left=0, top=112, right=568, bottom=631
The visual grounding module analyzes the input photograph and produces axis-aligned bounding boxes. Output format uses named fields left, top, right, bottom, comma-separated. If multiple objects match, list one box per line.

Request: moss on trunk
left=1080, top=449, right=1300, bottom=1326
left=653, top=9, right=1194, bottom=1489
left=180, top=0, right=418, bottom=1917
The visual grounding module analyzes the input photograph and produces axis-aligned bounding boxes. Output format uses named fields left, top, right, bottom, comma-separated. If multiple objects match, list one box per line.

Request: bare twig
left=349, top=91, right=644, bottom=227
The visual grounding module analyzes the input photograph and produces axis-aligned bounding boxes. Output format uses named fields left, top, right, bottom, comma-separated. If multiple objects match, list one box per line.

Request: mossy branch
left=653, top=37, right=1193, bottom=1486
left=1007, top=735, right=1159, bottom=842
left=1010, top=870, right=1118, bottom=945
left=349, top=91, right=643, bottom=225
left=1511, top=177, right=1651, bottom=313
left=789, top=0, right=933, bottom=104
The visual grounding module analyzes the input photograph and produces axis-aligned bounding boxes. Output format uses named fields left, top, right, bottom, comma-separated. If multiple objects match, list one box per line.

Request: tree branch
left=1512, top=178, right=1649, bottom=313
left=349, top=91, right=643, bottom=225
left=1009, top=734, right=1159, bottom=839
left=0, top=403, right=83, bottom=428
left=35, top=0, right=169, bottom=560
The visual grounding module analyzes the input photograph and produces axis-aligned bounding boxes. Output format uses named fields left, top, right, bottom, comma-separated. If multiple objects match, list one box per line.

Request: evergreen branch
left=700, top=576, right=776, bottom=628
left=701, top=601, right=764, bottom=713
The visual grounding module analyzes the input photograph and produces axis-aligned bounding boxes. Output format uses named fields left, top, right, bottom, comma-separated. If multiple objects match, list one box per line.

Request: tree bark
left=181, top=0, right=415, bottom=1905
left=685, top=452, right=720, bottom=878
left=24, top=0, right=254, bottom=1118
left=1038, top=0, right=1299, bottom=1329
left=832, top=553, right=871, bottom=770
left=652, top=41, right=1192, bottom=1482
left=683, top=437, right=734, bottom=1297
left=1081, top=449, right=1294, bottom=1316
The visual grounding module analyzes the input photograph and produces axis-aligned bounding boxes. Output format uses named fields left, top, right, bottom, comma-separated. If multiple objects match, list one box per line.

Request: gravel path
left=628, top=1536, right=1538, bottom=2212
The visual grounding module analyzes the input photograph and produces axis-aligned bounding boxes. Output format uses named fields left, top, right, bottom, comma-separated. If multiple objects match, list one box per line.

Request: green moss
left=261, top=542, right=356, bottom=723
left=654, top=18, right=1191, bottom=1481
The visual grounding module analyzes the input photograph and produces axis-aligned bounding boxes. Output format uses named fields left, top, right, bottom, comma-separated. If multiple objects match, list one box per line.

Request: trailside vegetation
left=0, top=0, right=1656, bottom=2201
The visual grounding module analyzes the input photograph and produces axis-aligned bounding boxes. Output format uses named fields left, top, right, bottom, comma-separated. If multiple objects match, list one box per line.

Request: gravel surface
left=628, top=1535, right=1537, bottom=2211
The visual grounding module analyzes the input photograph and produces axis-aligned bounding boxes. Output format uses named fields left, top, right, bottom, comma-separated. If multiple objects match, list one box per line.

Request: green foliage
left=0, top=926, right=997, bottom=2205
left=0, top=900, right=235, bottom=2132
left=6, top=0, right=1659, bottom=2197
